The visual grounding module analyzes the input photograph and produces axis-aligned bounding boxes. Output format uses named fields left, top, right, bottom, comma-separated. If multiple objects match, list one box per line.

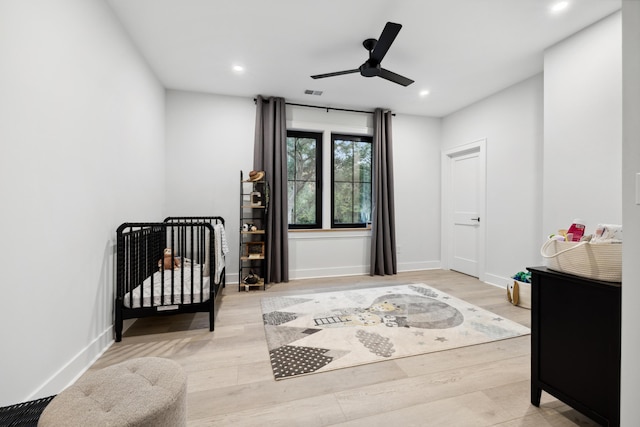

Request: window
left=286, top=130, right=322, bottom=229
left=286, top=131, right=372, bottom=230
left=331, top=134, right=372, bottom=228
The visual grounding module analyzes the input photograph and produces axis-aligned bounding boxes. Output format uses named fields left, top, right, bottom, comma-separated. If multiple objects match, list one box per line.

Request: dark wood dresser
left=528, top=267, right=621, bottom=427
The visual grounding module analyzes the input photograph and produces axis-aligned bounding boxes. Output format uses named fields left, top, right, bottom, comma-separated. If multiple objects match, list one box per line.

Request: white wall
left=393, top=114, right=442, bottom=272
left=0, top=0, right=165, bottom=405
left=620, top=2, right=640, bottom=424
left=543, top=12, right=626, bottom=422
left=441, top=74, right=544, bottom=285
left=543, top=12, right=622, bottom=235
left=165, top=96, right=442, bottom=281
left=286, top=107, right=442, bottom=279
left=165, top=90, right=256, bottom=282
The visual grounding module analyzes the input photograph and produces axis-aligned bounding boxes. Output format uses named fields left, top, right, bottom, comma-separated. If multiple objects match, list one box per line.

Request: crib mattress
left=123, top=265, right=210, bottom=309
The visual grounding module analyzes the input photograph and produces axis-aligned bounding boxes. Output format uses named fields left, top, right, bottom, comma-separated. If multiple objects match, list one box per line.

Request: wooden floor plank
left=188, top=393, right=347, bottom=427
left=333, top=355, right=530, bottom=420
left=332, top=391, right=515, bottom=427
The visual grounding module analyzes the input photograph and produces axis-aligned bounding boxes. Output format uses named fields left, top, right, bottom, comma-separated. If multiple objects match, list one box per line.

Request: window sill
left=288, top=227, right=371, bottom=241
left=289, top=226, right=371, bottom=233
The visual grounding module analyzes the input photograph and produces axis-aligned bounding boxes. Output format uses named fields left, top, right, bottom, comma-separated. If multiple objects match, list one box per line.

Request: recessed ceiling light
left=419, top=90, right=430, bottom=97
left=232, top=64, right=245, bottom=73
left=550, top=1, right=569, bottom=13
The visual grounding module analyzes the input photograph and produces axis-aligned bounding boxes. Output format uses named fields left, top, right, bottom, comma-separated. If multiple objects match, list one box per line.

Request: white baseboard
left=484, top=272, right=511, bottom=289
left=289, top=265, right=369, bottom=280
left=231, top=261, right=443, bottom=283
left=28, top=327, right=113, bottom=401
left=398, top=260, right=441, bottom=272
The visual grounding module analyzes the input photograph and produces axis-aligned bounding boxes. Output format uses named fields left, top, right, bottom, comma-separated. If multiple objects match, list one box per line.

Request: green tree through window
left=332, top=134, right=372, bottom=228
left=286, top=131, right=322, bottom=228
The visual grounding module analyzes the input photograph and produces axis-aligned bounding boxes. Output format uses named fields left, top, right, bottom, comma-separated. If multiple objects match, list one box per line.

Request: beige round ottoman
left=38, top=357, right=186, bottom=427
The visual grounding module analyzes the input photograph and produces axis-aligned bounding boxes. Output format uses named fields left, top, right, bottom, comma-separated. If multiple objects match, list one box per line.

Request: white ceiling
left=106, top=0, right=621, bottom=117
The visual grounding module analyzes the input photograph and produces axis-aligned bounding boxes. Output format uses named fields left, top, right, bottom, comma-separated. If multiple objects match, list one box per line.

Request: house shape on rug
left=1, top=1, right=639, bottom=424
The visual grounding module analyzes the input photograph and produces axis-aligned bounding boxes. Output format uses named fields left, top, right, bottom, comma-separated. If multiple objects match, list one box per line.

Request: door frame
left=441, top=139, right=487, bottom=282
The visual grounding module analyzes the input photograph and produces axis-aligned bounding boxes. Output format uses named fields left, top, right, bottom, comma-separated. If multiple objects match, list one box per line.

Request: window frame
left=330, top=133, right=373, bottom=229
left=286, top=130, right=323, bottom=230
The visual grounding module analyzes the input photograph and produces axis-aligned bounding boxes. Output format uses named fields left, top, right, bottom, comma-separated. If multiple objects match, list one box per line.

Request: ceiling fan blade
left=379, top=68, right=414, bottom=86
left=311, top=69, right=359, bottom=79
left=370, top=22, right=402, bottom=64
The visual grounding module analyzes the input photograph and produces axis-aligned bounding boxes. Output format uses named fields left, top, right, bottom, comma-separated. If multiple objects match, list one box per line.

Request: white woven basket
left=507, top=280, right=531, bottom=309
left=540, top=239, right=622, bottom=282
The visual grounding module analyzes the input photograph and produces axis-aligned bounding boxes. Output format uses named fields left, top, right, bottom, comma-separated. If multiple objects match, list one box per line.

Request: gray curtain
left=370, top=108, right=397, bottom=276
left=254, top=95, right=289, bottom=283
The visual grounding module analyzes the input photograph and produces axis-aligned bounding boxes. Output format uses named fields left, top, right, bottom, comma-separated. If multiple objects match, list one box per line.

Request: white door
left=442, top=140, right=485, bottom=279
left=451, top=151, right=480, bottom=276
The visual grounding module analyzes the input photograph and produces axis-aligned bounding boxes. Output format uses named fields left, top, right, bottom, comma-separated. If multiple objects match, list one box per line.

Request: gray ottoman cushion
left=39, top=357, right=186, bottom=427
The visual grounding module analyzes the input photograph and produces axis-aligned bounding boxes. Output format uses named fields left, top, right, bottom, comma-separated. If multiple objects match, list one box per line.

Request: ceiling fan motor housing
left=360, top=61, right=381, bottom=77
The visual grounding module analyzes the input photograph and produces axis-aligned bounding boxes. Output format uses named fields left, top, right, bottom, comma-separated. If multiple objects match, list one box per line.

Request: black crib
left=115, top=216, right=225, bottom=342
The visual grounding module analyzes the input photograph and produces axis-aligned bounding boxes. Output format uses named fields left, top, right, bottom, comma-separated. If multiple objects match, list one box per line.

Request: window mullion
left=351, top=142, right=356, bottom=224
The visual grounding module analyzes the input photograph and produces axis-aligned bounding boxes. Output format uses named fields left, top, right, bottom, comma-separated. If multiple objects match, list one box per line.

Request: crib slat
left=190, top=225, right=194, bottom=302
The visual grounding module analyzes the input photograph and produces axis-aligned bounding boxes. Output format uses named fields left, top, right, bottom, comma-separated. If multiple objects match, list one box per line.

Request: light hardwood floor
left=91, top=270, right=598, bottom=426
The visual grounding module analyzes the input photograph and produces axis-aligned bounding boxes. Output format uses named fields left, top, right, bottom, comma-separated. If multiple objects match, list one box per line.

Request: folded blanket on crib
left=203, top=224, right=228, bottom=281
left=214, top=224, right=228, bottom=282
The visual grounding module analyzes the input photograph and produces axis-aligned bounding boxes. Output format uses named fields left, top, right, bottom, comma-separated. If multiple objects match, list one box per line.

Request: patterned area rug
left=261, top=283, right=530, bottom=380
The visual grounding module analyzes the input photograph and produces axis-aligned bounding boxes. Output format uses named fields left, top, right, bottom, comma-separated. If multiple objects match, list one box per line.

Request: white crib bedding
left=124, top=264, right=210, bottom=308
left=205, top=223, right=228, bottom=283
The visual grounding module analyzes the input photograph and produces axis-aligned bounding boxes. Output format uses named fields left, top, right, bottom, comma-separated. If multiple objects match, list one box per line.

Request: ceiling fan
left=311, top=22, right=414, bottom=87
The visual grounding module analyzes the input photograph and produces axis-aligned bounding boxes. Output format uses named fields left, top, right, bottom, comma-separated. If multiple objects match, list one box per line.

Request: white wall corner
left=28, top=327, right=113, bottom=401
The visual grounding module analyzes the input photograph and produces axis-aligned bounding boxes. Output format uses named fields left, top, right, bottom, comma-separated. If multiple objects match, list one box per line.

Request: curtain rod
left=253, top=98, right=394, bottom=116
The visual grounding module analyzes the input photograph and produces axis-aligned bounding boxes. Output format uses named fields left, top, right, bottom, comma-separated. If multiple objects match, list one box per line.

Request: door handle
left=471, top=217, right=480, bottom=222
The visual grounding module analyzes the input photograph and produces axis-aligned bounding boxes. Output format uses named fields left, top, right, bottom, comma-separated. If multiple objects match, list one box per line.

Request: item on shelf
left=245, top=241, right=265, bottom=258
left=248, top=170, right=265, bottom=181
left=242, top=223, right=259, bottom=232
left=250, top=191, right=262, bottom=206
left=243, top=271, right=260, bottom=284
